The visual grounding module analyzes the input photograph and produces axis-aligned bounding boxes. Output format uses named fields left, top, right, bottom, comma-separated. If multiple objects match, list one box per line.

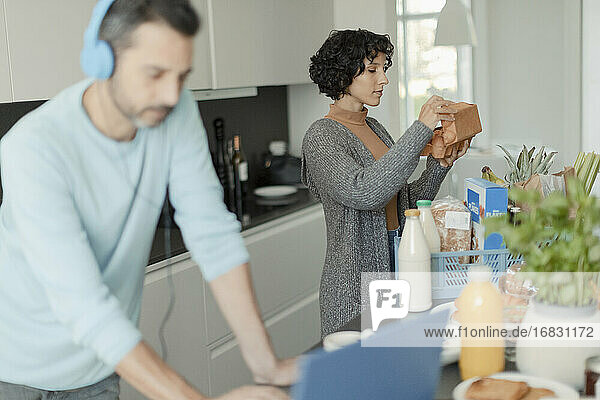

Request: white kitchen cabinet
left=186, top=0, right=212, bottom=90
left=0, top=0, right=12, bottom=102
left=3, top=0, right=211, bottom=101
left=4, top=0, right=94, bottom=101
left=0, top=0, right=332, bottom=100
left=121, top=259, right=210, bottom=399
left=210, top=0, right=334, bottom=88
left=208, top=293, right=320, bottom=396
left=204, top=204, right=326, bottom=344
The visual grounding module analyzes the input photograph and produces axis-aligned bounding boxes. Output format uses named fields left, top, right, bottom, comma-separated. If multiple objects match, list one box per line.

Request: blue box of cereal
left=465, top=178, right=508, bottom=250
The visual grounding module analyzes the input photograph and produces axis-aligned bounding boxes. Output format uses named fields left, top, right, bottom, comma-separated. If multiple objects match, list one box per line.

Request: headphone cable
left=158, top=197, right=176, bottom=362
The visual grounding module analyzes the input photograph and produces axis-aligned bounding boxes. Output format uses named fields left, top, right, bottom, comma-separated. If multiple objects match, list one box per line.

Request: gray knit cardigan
left=301, top=117, right=450, bottom=337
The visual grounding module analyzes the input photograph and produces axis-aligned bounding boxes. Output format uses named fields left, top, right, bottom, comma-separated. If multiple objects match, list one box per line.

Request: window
left=397, top=0, right=473, bottom=131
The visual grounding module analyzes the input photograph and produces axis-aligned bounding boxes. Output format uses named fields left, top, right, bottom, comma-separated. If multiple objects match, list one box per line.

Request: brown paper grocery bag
left=421, top=102, right=481, bottom=157
left=440, top=102, right=482, bottom=143
left=515, top=166, right=575, bottom=198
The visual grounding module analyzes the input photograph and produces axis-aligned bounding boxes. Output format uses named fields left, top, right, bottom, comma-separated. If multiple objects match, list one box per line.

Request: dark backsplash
left=198, top=86, right=289, bottom=191
left=0, top=86, right=289, bottom=201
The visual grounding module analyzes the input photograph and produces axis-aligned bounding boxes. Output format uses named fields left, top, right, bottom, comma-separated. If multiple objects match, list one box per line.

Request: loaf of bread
left=465, top=377, right=529, bottom=400
left=519, top=388, right=556, bottom=400
left=431, top=196, right=471, bottom=263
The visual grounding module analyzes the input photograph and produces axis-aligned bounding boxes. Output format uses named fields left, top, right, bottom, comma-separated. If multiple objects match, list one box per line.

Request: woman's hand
left=418, top=95, right=457, bottom=131
left=436, top=139, right=470, bottom=168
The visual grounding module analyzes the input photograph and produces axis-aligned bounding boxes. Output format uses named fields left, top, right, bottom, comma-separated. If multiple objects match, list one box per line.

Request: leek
left=585, top=153, right=600, bottom=194
left=575, top=152, right=585, bottom=175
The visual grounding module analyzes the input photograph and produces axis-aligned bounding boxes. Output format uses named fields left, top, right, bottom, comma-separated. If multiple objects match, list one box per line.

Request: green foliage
left=497, top=144, right=557, bottom=186
left=484, top=177, right=600, bottom=306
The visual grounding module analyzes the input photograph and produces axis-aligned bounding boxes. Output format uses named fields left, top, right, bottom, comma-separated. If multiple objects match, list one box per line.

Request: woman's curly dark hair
left=309, top=29, right=394, bottom=100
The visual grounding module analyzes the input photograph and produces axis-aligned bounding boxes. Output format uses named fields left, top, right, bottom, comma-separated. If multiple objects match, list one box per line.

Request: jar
left=585, top=355, right=600, bottom=396
left=508, top=206, right=521, bottom=226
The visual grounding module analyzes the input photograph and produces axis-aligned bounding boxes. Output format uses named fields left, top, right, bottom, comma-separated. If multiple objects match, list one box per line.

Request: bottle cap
left=468, top=265, right=492, bottom=282
left=405, top=209, right=420, bottom=217
left=416, top=200, right=432, bottom=207
left=586, top=356, right=600, bottom=373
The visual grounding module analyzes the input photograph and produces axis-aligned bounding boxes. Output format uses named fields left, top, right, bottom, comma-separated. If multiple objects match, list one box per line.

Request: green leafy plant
left=497, top=144, right=557, bottom=187
left=484, top=177, right=600, bottom=306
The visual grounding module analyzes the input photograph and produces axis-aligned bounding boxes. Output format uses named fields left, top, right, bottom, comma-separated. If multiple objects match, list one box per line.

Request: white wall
left=477, top=0, right=581, bottom=170
left=290, top=0, right=582, bottom=189
left=287, top=0, right=400, bottom=157
left=582, top=0, right=600, bottom=194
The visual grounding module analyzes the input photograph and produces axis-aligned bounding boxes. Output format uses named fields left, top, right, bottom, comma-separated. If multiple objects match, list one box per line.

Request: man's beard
left=108, top=79, right=174, bottom=128
left=132, top=106, right=175, bottom=128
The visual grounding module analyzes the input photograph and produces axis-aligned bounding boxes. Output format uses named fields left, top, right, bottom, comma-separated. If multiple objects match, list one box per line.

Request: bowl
left=323, top=331, right=361, bottom=352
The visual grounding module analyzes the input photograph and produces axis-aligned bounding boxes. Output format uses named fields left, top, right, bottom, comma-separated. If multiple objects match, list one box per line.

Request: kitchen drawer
left=121, top=260, right=210, bottom=399
left=208, top=293, right=320, bottom=396
left=203, top=205, right=326, bottom=344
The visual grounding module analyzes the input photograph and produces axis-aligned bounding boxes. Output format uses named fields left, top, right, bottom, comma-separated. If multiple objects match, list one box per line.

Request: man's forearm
left=115, top=341, right=206, bottom=400
left=208, top=263, right=278, bottom=379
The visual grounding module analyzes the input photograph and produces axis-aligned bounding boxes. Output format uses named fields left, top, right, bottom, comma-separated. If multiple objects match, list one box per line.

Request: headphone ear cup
left=80, top=39, right=114, bottom=80
left=94, top=40, right=115, bottom=80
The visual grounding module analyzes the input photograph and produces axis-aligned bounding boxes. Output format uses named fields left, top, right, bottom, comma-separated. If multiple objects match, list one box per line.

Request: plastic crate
left=430, top=248, right=523, bottom=299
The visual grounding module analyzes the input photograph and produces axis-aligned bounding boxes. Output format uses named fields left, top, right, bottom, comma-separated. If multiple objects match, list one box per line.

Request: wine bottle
left=213, top=118, right=229, bottom=207
left=232, top=135, right=248, bottom=220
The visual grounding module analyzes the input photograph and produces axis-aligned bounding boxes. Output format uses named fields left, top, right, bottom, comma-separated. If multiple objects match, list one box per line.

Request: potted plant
left=484, top=177, right=600, bottom=389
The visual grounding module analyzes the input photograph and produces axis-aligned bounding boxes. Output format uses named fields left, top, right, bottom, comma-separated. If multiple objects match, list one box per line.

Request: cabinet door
left=120, top=260, right=210, bottom=399
left=0, top=0, right=12, bottom=102
left=209, top=294, right=320, bottom=396
left=204, top=206, right=326, bottom=344
left=187, top=0, right=212, bottom=90
left=4, top=0, right=94, bottom=101
left=210, top=0, right=333, bottom=88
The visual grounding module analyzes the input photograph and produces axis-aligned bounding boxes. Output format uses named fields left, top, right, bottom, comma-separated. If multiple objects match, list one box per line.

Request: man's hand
left=435, top=139, right=470, bottom=168
left=253, top=357, right=299, bottom=387
left=115, top=341, right=207, bottom=400
left=216, top=385, right=290, bottom=400
left=209, top=264, right=300, bottom=389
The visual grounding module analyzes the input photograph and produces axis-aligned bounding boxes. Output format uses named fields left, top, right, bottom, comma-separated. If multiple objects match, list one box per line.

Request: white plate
left=431, top=301, right=460, bottom=366
left=452, top=372, right=580, bottom=400
left=253, top=185, right=298, bottom=198
left=322, top=329, right=375, bottom=352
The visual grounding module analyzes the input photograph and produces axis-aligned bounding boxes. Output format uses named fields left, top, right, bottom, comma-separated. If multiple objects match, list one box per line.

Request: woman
left=302, top=29, right=469, bottom=337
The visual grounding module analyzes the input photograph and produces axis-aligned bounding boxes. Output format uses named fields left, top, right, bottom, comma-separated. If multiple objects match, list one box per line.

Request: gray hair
left=98, top=0, right=200, bottom=54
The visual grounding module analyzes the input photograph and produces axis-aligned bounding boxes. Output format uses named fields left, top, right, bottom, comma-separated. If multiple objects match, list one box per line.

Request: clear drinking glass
left=498, top=264, right=537, bottom=362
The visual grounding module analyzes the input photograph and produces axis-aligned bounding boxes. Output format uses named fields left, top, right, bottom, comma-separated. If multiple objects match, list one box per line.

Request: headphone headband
left=80, top=0, right=117, bottom=79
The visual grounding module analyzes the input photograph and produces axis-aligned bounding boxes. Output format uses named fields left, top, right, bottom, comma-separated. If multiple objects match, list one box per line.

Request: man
left=0, top=1, right=296, bottom=399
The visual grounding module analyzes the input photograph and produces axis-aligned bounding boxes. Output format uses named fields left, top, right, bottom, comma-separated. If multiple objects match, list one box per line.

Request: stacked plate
left=253, top=185, right=299, bottom=206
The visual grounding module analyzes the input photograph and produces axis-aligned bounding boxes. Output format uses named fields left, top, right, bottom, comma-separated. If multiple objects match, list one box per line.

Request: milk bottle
left=417, top=200, right=441, bottom=253
left=397, top=209, right=432, bottom=312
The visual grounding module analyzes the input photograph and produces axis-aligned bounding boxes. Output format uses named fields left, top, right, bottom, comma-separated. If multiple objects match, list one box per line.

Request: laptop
left=291, top=310, right=448, bottom=400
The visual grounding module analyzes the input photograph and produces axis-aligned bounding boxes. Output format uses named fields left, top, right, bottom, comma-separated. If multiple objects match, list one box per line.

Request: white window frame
left=396, top=0, right=473, bottom=132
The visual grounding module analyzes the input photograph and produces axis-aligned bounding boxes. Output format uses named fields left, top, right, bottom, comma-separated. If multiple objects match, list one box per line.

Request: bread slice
left=520, top=387, right=556, bottom=400
left=465, top=377, right=530, bottom=400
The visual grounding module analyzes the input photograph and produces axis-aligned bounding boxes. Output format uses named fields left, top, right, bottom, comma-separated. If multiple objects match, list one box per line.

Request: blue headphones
left=80, top=0, right=117, bottom=79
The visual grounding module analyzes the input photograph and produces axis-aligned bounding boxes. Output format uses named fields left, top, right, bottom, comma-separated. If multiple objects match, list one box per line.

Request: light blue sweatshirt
left=0, top=80, right=249, bottom=390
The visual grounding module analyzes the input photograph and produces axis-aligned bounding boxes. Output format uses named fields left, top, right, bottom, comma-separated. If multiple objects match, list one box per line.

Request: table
left=334, top=300, right=517, bottom=400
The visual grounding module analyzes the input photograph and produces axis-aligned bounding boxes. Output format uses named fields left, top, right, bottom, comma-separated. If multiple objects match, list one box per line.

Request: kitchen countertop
left=148, top=187, right=319, bottom=265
